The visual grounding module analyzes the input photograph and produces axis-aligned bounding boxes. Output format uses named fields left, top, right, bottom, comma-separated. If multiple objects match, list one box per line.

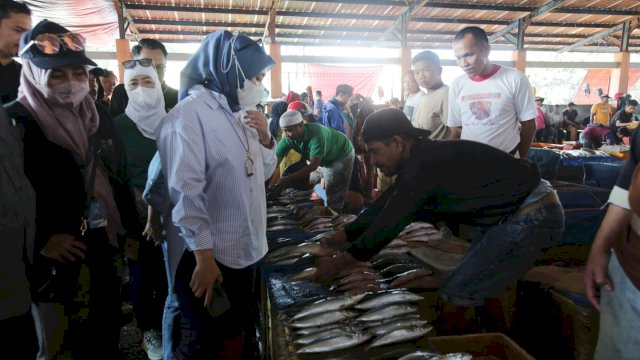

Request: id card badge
left=88, top=201, right=108, bottom=229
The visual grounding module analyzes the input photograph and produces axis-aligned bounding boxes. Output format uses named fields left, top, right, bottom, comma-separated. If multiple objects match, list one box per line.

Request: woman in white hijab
left=112, top=58, right=168, bottom=360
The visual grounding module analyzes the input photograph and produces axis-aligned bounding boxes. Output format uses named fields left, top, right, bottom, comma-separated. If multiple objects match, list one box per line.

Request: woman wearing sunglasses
left=155, top=30, right=276, bottom=359
left=113, top=57, right=167, bottom=360
left=5, top=20, right=140, bottom=359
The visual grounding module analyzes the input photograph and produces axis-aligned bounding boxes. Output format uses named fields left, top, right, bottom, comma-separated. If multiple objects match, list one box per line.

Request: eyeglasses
left=122, top=58, right=155, bottom=69
left=19, top=32, right=86, bottom=57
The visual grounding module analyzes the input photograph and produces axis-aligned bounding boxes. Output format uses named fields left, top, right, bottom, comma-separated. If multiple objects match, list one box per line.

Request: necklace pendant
left=245, top=152, right=255, bottom=177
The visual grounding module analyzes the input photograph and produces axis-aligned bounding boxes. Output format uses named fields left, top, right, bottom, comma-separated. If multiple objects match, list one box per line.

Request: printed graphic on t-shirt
left=460, top=93, right=502, bottom=123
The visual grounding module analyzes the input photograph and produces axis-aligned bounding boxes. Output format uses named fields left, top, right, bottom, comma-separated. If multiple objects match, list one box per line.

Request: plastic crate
left=428, top=333, right=534, bottom=360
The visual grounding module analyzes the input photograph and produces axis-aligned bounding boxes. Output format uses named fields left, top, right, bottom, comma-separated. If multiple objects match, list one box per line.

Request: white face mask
left=237, top=79, right=266, bottom=108
left=44, top=81, right=89, bottom=107
left=129, top=86, right=162, bottom=109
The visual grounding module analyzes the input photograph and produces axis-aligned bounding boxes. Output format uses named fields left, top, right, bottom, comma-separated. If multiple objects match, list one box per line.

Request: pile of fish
left=377, top=222, right=463, bottom=257
left=282, top=290, right=433, bottom=354
left=275, top=188, right=313, bottom=205
left=398, top=352, right=473, bottom=360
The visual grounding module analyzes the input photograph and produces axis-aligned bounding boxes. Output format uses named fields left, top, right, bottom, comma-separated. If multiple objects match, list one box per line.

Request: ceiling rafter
left=376, top=0, right=431, bottom=44
left=488, top=0, right=565, bottom=43
left=558, top=18, right=640, bottom=53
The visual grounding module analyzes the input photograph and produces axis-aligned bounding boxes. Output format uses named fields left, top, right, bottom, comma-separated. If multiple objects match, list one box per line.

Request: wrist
left=194, top=249, right=215, bottom=263
left=260, top=135, right=274, bottom=148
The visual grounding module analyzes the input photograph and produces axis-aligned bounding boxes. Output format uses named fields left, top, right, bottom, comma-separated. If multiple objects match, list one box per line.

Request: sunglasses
left=122, top=58, right=156, bottom=69
left=19, top=32, right=86, bottom=57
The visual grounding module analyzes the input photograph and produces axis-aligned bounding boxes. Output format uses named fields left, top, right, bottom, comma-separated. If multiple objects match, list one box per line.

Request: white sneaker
left=142, top=329, right=163, bottom=360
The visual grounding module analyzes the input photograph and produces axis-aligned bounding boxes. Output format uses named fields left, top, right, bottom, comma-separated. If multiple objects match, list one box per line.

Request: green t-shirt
left=113, top=113, right=157, bottom=191
left=275, top=123, right=353, bottom=167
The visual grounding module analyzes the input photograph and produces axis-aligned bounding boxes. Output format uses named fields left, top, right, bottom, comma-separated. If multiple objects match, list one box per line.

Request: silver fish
left=267, top=225, right=299, bottom=231
left=292, top=294, right=366, bottom=320
left=294, top=323, right=343, bottom=336
left=355, top=291, right=423, bottom=310
left=358, top=304, right=417, bottom=321
left=368, top=318, right=429, bottom=336
left=369, top=325, right=433, bottom=347
left=296, top=332, right=372, bottom=353
left=294, top=327, right=352, bottom=345
left=361, top=314, right=421, bottom=328
left=268, top=219, right=299, bottom=226
left=397, top=351, right=440, bottom=360
left=288, top=267, right=317, bottom=282
left=290, top=310, right=360, bottom=328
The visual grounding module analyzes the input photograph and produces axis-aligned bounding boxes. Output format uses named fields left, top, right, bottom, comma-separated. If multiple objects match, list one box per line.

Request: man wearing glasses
left=110, top=38, right=178, bottom=117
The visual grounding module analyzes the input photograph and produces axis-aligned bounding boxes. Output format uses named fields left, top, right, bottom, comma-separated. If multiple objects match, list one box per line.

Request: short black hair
left=412, top=50, right=441, bottom=67
left=454, top=26, right=489, bottom=47
left=336, top=84, right=354, bottom=97
left=101, top=69, right=117, bottom=80
left=315, top=90, right=322, bottom=96
left=627, top=99, right=638, bottom=107
left=132, top=38, right=168, bottom=58
left=0, top=1, right=30, bottom=21
left=568, top=102, right=575, bottom=106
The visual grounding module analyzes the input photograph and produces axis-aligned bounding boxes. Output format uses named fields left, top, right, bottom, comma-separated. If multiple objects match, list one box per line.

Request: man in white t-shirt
left=448, top=26, right=536, bottom=157
left=402, top=70, right=425, bottom=123
left=412, top=50, right=450, bottom=139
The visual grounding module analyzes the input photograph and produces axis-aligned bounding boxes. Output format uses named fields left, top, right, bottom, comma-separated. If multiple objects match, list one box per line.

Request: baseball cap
left=19, top=20, right=97, bottom=69
left=535, top=96, right=544, bottom=102
left=279, top=110, right=304, bottom=128
left=601, top=94, right=611, bottom=99
left=361, top=108, right=430, bottom=143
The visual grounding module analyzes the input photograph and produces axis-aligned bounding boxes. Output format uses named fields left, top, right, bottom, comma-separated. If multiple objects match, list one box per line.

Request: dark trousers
left=174, top=251, right=257, bottom=360
left=129, top=239, right=168, bottom=332
left=0, top=309, right=38, bottom=359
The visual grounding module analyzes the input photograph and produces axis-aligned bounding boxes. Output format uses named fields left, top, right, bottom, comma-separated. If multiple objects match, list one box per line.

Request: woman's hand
left=41, top=234, right=87, bottom=263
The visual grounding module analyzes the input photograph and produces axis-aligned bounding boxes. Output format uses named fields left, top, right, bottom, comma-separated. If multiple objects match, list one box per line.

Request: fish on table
left=295, top=332, right=372, bottom=354
left=368, top=325, right=433, bottom=348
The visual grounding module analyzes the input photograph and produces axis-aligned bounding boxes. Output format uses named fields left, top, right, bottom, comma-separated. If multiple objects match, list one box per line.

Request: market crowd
left=0, top=1, right=637, bottom=359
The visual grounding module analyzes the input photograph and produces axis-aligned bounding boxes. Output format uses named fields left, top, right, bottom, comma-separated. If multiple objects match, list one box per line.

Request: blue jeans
left=440, top=197, right=564, bottom=306
left=594, top=253, right=640, bottom=359
left=321, top=150, right=354, bottom=211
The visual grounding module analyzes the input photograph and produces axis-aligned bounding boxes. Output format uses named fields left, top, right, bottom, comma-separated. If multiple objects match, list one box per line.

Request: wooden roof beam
left=412, top=17, right=617, bottom=29
left=425, top=2, right=640, bottom=16
left=558, top=19, right=639, bottom=53
left=376, top=0, right=431, bottom=44
left=263, top=0, right=279, bottom=42
left=122, top=3, right=397, bottom=21
left=489, top=0, right=565, bottom=44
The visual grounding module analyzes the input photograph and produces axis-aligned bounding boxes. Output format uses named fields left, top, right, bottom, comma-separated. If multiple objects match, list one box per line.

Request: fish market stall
left=258, top=189, right=483, bottom=359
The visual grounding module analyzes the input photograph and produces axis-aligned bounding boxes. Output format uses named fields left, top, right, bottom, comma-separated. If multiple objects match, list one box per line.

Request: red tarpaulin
left=573, top=69, right=640, bottom=105
left=306, top=64, right=383, bottom=99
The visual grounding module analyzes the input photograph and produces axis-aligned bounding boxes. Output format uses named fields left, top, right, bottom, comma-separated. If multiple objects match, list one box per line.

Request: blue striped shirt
left=156, top=85, right=277, bottom=269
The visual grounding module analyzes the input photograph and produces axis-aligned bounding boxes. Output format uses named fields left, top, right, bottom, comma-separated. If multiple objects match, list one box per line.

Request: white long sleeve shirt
left=156, top=85, right=277, bottom=269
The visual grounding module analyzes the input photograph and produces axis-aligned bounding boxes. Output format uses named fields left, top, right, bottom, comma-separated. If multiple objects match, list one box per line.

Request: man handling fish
left=313, top=108, right=565, bottom=309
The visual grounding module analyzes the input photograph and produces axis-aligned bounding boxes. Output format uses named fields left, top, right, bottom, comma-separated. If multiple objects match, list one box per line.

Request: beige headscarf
left=17, top=60, right=124, bottom=246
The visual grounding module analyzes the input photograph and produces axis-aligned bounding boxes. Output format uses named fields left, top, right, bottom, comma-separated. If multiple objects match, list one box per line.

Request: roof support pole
left=400, top=14, right=411, bottom=101
left=610, top=51, right=631, bottom=97
left=269, top=42, right=282, bottom=101
left=113, top=1, right=131, bottom=83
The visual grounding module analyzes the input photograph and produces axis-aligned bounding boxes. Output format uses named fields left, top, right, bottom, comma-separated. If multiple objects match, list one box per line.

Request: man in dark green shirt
left=272, top=110, right=354, bottom=210
left=314, top=108, right=564, bottom=308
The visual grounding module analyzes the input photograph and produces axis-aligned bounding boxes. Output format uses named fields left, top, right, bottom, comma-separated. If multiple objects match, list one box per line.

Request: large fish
left=358, top=304, right=417, bottom=322
left=354, top=291, right=423, bottom=310
left=294, top=327, right=353, bottom=345
left=290, top=310, right=360, bottom=328
left=289, top=267, right=318, bottom=282
left=397, top=351, right=441, bottom=360
left=380, top=264, right=425, bottom=277
left=296, top=332, right=372, bottom=353
left=368, top=325, right=432, bottom=347
left=294, top=323, right=343, bottom=336
left=291, top=294, right=366, bottom=320
left=368, top=318, right=429, bottom=336
left=389, top=269, right=434, bottom=288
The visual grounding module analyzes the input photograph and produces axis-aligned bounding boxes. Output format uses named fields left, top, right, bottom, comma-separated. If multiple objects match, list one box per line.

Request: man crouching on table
left=313, top=108, right=564, bottom=308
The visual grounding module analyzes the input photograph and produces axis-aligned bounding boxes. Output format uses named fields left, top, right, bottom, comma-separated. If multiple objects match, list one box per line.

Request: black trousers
left=174, top=250, right=257, bottom=360
left=0, top=308, right=38, bottom=359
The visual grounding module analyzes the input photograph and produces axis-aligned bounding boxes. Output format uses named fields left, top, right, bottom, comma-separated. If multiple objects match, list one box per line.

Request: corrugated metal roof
left=119, top=0, right=640, bottom=51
